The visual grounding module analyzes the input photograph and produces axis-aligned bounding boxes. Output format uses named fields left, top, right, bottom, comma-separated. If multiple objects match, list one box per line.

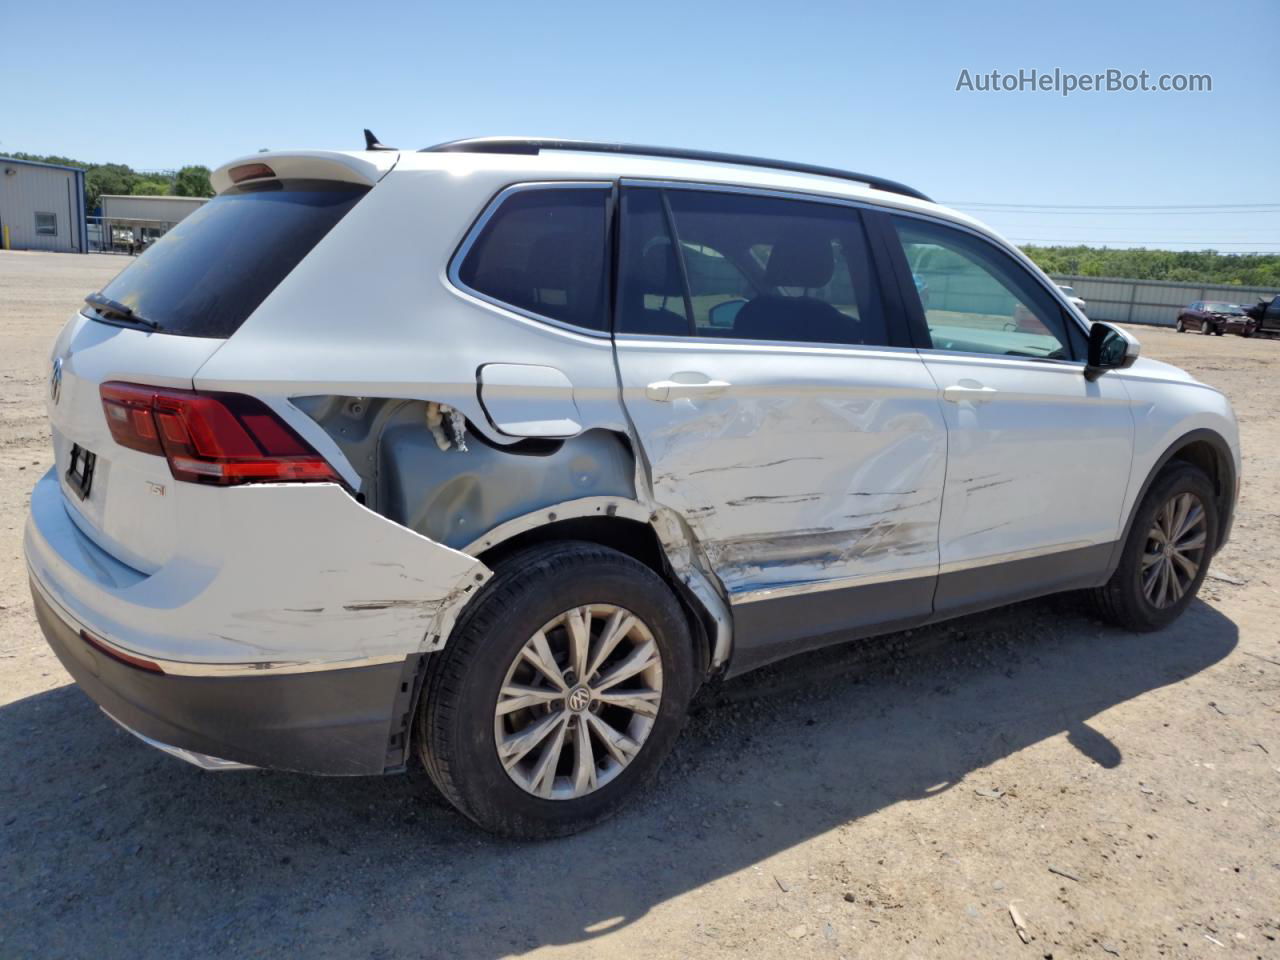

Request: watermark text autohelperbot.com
left=956, top=68, right=1211, bottom=96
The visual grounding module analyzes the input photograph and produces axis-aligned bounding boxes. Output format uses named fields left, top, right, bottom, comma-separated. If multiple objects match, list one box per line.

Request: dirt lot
left=1, top=250, right=1277, bottom=959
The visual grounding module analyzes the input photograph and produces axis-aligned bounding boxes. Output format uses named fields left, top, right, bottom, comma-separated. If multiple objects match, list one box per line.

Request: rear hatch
left=49, top=157, right=383, bottom=571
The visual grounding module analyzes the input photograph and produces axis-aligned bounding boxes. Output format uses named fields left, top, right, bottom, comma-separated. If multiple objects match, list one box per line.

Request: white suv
left=25, top=136, right=1240, bottom=837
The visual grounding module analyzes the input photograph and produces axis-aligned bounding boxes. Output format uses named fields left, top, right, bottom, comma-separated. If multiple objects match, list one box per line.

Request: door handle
left=646, top=379, right=732, bottom=402
left=943, top=382, right=998, bottom=404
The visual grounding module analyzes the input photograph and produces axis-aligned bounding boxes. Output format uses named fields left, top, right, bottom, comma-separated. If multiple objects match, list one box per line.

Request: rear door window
left=617, top=186, right=889, bottom=347
left=92, top=180, right=369, bottom=339
left=455, top=186, right=609, bottom=332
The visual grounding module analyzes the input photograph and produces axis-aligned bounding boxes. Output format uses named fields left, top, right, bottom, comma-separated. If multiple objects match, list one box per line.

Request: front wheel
left=1092, top=462, right=1218, bottom=631
left=417, top=541, right=695, bottom=838
left=1201, top=322, right=1214, bottom=336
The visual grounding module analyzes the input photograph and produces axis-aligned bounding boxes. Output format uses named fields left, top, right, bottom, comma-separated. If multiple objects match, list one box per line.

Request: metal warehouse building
left=0, top=157, right=87, bottom=253
left=98, top=194, right=206, bottom=250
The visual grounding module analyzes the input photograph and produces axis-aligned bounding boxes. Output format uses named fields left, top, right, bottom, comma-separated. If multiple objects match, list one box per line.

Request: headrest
left=764, top=234, right=835, bottom=289
left=642, top=241, right=684, bottom=297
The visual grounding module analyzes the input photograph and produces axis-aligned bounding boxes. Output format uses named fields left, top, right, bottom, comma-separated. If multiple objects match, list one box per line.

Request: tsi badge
left=50, top=356, right=63, bottom=405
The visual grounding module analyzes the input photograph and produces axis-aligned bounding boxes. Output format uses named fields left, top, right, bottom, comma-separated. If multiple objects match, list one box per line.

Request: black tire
left=1092, top=462, right=1218, bottom=632
left=1213, top=327, right=1224, bottom=336
left=417, top=541, right=695, bottom=838
left=1201, top=322, right=1214, bottom=336
left=1175, top=319, right=1185, bottom=333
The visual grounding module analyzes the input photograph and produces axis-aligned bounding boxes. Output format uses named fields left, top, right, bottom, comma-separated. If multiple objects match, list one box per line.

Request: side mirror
left=1085, top=322, right=1139, bottom=381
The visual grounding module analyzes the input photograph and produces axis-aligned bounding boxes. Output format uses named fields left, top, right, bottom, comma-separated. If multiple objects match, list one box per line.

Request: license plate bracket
left=66, top=444, right=96, bottom=500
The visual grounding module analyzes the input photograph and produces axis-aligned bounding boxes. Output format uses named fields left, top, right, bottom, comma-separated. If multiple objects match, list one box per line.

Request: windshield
left=90, top=179, right=369, bottom=338
left=1204, top=302, right=1244, bottom=315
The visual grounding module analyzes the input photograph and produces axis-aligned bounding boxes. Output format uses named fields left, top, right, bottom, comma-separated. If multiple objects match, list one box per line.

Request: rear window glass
left=91, top=179, right=369, bottom=339
left=456, top=187, right=608, bottom=331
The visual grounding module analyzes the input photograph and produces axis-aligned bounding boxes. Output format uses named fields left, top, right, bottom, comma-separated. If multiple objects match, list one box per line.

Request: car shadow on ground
left=0, top=597, right=1237, bottom=959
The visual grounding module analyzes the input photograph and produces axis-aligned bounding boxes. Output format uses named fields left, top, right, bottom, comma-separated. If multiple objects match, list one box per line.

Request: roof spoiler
left=210, top=150, right=398, bottom=194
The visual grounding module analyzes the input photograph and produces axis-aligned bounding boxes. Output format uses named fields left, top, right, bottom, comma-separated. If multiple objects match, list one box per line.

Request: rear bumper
left=31, top=578, right=417, bottom=775
left=23, top=465, right=487, bottom=668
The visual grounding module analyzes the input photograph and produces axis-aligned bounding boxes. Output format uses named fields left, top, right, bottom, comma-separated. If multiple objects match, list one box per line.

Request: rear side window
left=617, top=187, right=888, bottom=347
left=456, top=187, right=609, bottom=332
left=93, top=180, right=368, bottom=339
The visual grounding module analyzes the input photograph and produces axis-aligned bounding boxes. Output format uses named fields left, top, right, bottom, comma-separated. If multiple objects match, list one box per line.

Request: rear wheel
left=1175, top=319, right=1185, bottom=333
left=1092, top=462, right=1217, bottom=631
left=417, top=541, right=695, bottom=838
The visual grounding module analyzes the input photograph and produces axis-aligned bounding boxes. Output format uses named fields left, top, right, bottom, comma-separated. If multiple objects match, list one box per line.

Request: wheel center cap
left=567, top=686, right=592, bottom=713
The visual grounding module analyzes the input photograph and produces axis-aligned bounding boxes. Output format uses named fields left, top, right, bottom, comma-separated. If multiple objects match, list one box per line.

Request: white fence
left=1048, top=274, right=1277, bottom=327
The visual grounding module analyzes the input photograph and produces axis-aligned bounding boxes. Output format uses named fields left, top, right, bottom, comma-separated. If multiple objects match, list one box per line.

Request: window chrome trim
left=614, top=332, right=922, bottom=361
left=446, top=180, right=614, bottom=340
left=621, top=177, right=889, bottom=212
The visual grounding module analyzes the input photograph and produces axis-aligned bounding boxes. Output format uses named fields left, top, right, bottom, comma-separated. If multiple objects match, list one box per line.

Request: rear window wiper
left=84, top=292, right=162, bottom=331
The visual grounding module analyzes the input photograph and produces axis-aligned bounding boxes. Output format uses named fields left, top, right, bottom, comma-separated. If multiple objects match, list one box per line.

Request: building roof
left=0, top=155, right=84, bottom=175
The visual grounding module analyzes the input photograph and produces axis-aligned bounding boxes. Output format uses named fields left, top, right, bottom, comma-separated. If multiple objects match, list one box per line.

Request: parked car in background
left=1244, top=295, right=1280, bottom=338
left=24, top=135, right=1241, bottom=837
left=1176, top=301, right=1257, bottom=337
left=1057, top=284, right=1087, bottom=315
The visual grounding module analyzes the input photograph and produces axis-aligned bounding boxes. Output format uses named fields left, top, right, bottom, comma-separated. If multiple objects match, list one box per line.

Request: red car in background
left=1175, top=301, right=1258, bottom=337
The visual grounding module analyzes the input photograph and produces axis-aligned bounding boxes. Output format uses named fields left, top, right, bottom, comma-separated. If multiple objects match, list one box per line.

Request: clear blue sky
left=3, top=0, right=1276, bottom=249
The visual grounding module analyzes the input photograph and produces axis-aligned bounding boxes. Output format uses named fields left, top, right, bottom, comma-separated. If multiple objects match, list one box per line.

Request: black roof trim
left=420, top=138, right=931, bottom=203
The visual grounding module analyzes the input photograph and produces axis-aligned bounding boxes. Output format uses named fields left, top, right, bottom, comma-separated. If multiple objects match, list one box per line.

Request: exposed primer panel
left=295, top=397, right=635, bottom=549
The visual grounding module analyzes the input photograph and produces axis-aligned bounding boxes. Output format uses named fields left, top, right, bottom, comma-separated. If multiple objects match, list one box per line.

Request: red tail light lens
left=228, top=162, right=275, bottom=183
left=100, top=382, right=340, bottom=486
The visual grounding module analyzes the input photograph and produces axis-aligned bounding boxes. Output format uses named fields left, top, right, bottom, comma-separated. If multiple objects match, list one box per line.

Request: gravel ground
left=1, top=250, right=1277, bottom=959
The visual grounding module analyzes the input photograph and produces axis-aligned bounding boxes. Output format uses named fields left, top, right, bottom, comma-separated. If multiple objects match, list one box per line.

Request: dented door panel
left=615, top=338, right=946, bottom=599
left=921, top=354, right=1134, bottom=572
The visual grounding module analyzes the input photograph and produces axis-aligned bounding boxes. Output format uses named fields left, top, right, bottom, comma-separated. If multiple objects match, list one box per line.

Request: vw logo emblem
left=567, top=686, right=592, bottom=713
left=50, top=357, right=63, bottom=405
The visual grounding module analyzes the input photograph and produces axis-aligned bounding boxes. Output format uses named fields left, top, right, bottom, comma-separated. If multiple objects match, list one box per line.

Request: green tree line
left=1021, top=245, right=1280, bottom=288
left=5, top=152, right=214, bottom=214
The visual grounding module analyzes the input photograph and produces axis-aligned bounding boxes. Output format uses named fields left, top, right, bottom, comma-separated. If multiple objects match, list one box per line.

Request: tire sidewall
left=1118, top=465, right=1219, bottom=629
left=427, top=546, right=694, bottom=836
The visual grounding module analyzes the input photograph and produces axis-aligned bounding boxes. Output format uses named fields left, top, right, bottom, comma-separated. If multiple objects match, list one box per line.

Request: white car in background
left=25, top=136, right=1239, bottom=837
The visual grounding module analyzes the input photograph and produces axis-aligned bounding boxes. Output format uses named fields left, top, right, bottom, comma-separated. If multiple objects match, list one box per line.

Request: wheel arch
left=1113, top=428, right=1236, bottom=572
left=467, top=509, right=724, bottom=683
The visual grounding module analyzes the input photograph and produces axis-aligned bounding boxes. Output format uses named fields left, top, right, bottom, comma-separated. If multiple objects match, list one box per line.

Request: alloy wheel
left=1141, top=492, right=1207, bottom=608
left=494, top=604, right=664, bottom=799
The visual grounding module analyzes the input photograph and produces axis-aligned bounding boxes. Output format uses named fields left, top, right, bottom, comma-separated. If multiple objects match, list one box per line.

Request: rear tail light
left=100, top=382, right=340, bottom=486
